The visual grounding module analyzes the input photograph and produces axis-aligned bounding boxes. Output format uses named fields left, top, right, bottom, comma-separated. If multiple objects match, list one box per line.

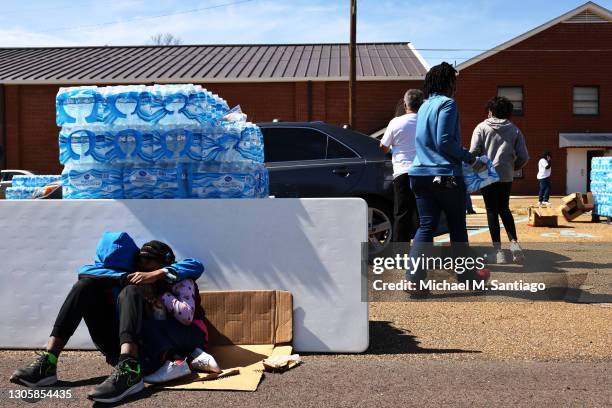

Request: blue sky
left=1, top=0, right=611, bottom=65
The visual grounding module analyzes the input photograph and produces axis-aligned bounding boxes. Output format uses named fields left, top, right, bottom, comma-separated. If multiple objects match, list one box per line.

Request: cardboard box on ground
left=528, top=207, right=559, bottom=227
left=162, top=290, right=295, bottom=392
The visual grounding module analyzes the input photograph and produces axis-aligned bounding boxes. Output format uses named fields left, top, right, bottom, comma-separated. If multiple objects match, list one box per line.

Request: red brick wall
left=456, top=22, right=612, bottom=195
left=2, top=80, right=422, bottom=174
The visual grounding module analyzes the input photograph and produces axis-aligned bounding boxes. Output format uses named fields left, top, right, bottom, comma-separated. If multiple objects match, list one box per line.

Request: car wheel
left=367, top=200, right=393, bottom=256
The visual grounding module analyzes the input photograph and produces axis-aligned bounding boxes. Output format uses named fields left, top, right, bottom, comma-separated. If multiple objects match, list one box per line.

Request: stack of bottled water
left=5, top=175, right=62, bottom=200
left=57, top=84, right=268, bottom=199
left=590, top=157, right=612, bottom=217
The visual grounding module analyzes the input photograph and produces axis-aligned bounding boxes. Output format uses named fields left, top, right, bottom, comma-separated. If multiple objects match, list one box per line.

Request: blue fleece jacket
left=78, top=231, right=204, bottom=282
left=409, top=93, right=474, bottom=177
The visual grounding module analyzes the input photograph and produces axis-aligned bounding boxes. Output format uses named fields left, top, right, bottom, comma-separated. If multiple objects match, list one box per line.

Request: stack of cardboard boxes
left=559, top=192, right=595, bottom=221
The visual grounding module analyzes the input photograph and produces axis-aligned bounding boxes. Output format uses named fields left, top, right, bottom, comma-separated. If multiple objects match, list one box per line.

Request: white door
left=566, top=148, right=588, bottom=193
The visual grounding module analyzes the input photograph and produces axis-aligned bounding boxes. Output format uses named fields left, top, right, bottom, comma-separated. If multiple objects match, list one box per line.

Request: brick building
left=455, top=1, right=612, bottom=195
left=0, top=43, right=427, bottom=175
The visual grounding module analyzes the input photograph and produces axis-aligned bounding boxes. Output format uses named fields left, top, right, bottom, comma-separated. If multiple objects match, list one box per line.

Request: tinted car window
left=262, top=127, right=327, bottom=162
left=327, top=137, right=357, bottom=159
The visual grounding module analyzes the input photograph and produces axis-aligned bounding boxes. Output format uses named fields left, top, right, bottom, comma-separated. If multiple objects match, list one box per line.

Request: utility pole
left=348, top=0, right=357, bottom=129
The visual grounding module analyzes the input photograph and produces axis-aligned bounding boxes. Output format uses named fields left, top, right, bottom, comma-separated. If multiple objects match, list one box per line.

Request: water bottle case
left=591, top=157, right=612, bottom=217
left=55, top=84, right=267, bottom=200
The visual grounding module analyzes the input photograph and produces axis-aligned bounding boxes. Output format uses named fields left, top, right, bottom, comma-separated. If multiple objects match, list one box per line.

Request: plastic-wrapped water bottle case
left=49, top=84, right=269, bottom=200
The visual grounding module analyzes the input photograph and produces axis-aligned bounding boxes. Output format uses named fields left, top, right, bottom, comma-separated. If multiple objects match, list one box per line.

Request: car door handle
left=332, top=167, right=351, bottom=177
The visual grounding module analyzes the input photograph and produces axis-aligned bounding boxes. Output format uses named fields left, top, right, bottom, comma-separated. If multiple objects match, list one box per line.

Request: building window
left=497, top=87, right=523, bottom=116
left=573, top=86, right=599, bottom=115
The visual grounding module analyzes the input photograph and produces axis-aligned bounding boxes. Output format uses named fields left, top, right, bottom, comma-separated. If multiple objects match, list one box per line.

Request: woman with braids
left=470, top=96, right=529, bottom=264
left=406, top=62, right=490, bottom=296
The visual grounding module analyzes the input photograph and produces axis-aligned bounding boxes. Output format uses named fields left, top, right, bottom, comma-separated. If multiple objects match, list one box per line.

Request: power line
left=33, top=0, right=256, bottom=34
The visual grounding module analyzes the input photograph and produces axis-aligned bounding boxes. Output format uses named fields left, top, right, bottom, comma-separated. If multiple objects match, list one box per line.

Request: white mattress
left=0, top=198, right=368, bottom=352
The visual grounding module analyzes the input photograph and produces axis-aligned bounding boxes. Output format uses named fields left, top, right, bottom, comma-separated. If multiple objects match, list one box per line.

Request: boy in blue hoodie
left=10, top=231, right=203, bottom=404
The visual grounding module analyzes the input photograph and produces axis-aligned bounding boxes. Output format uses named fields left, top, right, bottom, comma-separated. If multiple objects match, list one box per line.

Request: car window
left=262, top=127, right=327, bottom=162
left=326, top=137, right=357, bottom=159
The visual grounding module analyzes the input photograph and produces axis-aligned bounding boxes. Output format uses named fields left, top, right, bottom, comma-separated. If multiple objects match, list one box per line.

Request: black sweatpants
left=481, top=181, right=518, bottom=246
left=50, top=277, right=145, bottom=365
left=392, top=173, right=418, bottom=242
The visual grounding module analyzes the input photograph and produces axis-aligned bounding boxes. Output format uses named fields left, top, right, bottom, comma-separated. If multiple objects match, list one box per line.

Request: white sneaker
left=190, top=348, right=222, bottom=373
left=542, top=201, right=551, bottom=206
left=510, top=241, right=524, bottom=263
left=144, top=359, right=191, bottom=384
left=495, top=249, right=508, bottom=264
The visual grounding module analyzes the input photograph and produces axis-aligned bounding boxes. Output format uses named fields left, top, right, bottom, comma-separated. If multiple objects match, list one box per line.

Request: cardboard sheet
left=161, top=291, right=295, bottom=391
left=162, top=344, right=292, bottom=391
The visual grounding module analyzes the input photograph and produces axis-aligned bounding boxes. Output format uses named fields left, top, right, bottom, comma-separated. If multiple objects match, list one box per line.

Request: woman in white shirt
left=537, top=151, right=552, bottom=206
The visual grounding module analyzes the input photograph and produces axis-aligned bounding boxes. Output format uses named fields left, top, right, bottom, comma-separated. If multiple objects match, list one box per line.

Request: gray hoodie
left=470, top=118, right=529, bottom=183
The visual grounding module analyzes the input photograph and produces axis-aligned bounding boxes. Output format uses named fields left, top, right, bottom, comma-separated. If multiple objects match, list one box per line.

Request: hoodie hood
left=484, top=117, right=512, bottom=130
left=78, top=231, right=139, bottom=279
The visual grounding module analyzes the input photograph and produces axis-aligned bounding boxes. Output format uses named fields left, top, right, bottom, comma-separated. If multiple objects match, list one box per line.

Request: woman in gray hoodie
left=470, top=96, right=529, bottom=263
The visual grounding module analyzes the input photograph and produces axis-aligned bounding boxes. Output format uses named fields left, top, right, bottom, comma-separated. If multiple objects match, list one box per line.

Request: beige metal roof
left=0, top=42, right=428, bottom=84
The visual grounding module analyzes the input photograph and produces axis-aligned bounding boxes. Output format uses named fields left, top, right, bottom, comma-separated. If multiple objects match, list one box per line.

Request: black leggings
left=50, top=278, right=145, bottom=365
left=481, top=182, right=518, bottom=246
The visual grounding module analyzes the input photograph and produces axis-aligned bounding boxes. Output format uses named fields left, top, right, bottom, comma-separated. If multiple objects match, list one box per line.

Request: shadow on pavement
left=56, top=375, right=107, bottom=388
left=366, top=321, right=480, bottom=355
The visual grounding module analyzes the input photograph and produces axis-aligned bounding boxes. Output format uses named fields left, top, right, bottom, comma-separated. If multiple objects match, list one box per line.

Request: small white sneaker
left=144, top=359, right=191, bottom=384
left=542, top=201, right=551, bottom=207
left=190, top=348, right=222, bottom=373
left=510, top=241, right=524, bottom=263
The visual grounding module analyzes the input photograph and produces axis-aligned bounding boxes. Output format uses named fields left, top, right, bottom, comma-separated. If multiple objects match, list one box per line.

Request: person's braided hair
left=423, top=62, right=457, bottom=98
left=139, top=240, right=176, bottom=266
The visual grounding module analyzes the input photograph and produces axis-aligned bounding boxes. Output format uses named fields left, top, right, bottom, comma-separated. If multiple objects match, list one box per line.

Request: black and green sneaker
left=87, top=358, right=144, bottom=403
left=10, top=351, right=58, bottom=387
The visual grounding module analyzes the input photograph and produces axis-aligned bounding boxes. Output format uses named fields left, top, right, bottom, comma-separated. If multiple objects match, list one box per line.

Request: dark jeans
left=392, top=173, right=418, bottom=242
left=410, top=176, right=468, bottom=243
left=408, top=176, right=474, bottom=283
left=51, top=278, right=145, bottom=366
left=538, top=177, right=551, bottom=202
left=481, top=182, right=518, bottom=246
left=140, top=318, right=206, bottom=375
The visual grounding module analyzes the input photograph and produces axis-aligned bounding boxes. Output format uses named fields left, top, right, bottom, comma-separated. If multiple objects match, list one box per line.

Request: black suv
left=259, top=121, right=403, bottom=255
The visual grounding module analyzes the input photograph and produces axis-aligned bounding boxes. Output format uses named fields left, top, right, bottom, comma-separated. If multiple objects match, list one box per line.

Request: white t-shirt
left=537, top=158, right=551, bottom=179
left=380, top=113, right=417, bottom=178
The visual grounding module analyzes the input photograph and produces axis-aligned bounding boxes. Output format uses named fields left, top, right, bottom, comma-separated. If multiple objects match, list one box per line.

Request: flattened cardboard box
left=163, top=290, right=293, bottom=392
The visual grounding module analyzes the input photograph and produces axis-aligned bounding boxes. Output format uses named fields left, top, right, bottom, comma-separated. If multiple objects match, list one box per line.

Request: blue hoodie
left=78, top=231, right=204, bottom=282
left=79, top=232, right=139, bottom=280
left=409, top=93, right=474, bottom=177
